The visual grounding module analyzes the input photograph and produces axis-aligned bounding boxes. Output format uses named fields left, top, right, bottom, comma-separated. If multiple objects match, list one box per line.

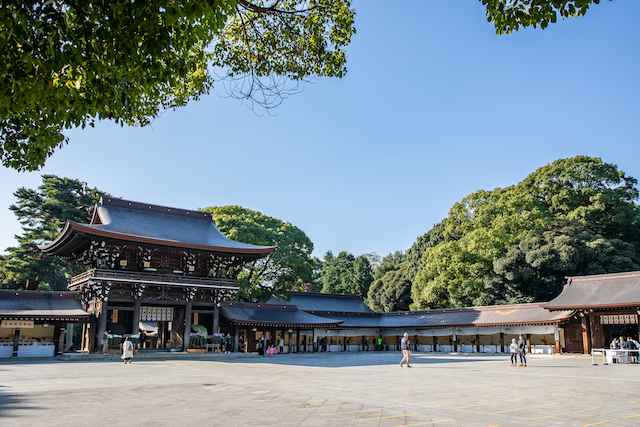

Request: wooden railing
left=69, top=268, right=238, bottom=288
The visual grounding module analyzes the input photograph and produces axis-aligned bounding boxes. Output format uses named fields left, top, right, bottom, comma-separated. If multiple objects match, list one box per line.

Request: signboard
left=1, top=320, right=34, bottom=328
left=600, top=314, right=638, bottom=325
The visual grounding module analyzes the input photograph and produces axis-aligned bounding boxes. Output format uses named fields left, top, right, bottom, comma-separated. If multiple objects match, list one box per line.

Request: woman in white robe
left=121, top=337, right=134, bottom=364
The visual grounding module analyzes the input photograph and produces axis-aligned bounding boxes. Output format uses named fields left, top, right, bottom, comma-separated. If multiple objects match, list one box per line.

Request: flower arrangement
left=189, top=332, right=207, bottom=349
left=212, top=333, right=224, bottom=345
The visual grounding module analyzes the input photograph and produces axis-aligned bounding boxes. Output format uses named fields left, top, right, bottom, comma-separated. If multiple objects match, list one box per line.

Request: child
left=266, top=344, right=277, bottom=357
left=509, top=338, right=518, bottom=366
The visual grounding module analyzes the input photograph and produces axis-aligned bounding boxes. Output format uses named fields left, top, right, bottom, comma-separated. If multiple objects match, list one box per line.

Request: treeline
left=3, top=156, right=640, bottom=311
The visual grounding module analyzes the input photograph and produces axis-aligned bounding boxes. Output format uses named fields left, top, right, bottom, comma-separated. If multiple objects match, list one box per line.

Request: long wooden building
left=2, top=197, right=639, bottom=358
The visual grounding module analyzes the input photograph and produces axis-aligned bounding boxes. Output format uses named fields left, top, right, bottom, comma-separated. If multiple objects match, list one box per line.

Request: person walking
left=279, top=337, right=284, bottom=354
left=509, top=338, right=518, bottom=366
left=121, top=336, right=134, bottom=364
left=517, top=334, right=527, bottom=367
left=400, top=333, right=412, bottom=368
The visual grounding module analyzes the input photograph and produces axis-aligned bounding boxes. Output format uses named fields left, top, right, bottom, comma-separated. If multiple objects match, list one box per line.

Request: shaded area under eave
left=40, top=197, right=277, bottom=257
left=543, top=270, right=640, bottom=310
left=0, top=290, right=89, bottom=320
left=220, top=302, right=343, bottom=328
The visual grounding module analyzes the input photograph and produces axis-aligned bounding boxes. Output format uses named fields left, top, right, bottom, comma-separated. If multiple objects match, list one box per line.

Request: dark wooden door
left=565, top=326, right=584, bottom=353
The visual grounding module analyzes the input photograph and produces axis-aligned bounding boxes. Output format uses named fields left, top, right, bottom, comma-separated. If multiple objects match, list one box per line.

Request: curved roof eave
left=40, top=221, right=277, bottom=256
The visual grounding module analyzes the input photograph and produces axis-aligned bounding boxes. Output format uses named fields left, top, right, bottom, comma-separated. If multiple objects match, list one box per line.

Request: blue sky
left=1, top=1, right=638, bottom=260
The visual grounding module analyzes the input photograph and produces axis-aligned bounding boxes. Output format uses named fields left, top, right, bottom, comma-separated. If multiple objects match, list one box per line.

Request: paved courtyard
left=0, top=352, right=639, bottom=426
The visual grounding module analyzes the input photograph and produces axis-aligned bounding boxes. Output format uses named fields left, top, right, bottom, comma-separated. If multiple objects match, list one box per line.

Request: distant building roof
left=259, top=293, right=572, bottom=329
left=543, top=271, right=640, bottom=310
left=266, top=292, right=374, bottom=314
left=41, top=197, right=277, bottom=257
left=0, top=290, right=89, bottom=320
left=220, top=302, right=343, bottom=328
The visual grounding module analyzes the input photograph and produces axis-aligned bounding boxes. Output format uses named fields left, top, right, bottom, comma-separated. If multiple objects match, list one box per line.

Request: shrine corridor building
left=1, top=198, right=639, bottom=358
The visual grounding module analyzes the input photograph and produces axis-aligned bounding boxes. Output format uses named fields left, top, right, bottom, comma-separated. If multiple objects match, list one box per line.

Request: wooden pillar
left=96, top=300, right=108, bottom=353
left=132, top=299, right=141, bottom=335
left=500, top=333, right=505, bottom=353
left=453, top=335, right=457, bottom=352
left=233, top=325, right=239, bottom=353
left=475, top=334, right=480, bottom=353
left=288, top=330, right=292, bottom=354
left=433, top=336, right=437, bottom=352
left=12, top=328, right=20, bottom=357
left=56, top=326, right=64, bottom=355
left=555, top=330, right=561, bottom=354
left=81, top=323, right=87, bottom=352
left=581, top=314, right=591, bottom=354
left=526, top=334, right=531, bottom=354
left=65, top=323, right=74, bottom=351
left=312, top=329, right=316, bottom=353
left=183, top=301, right=193, bottom=351
left=213, top=305, right=220, bottom=335
left=302, top=334, right=306, bottom=352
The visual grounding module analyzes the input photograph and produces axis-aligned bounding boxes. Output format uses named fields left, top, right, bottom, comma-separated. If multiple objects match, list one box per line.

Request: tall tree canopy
left=0, top=0, right=356, bottom=171
left=367, top=251, right=411, bottom=312
left=319, top=250, right=373, bottom=296
left=1, top=175, right=104, bottom=290
left=411, top=156, right=640, bottom=310
left=482, top=0, right=607, bottom=34
left=201, top=205, right=314, bottom=302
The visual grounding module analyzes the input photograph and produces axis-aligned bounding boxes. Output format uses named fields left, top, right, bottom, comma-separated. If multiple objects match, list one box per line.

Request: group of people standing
left=610, top=335, right=640, bottom=363
left=509, top=334, right=527, bottom=367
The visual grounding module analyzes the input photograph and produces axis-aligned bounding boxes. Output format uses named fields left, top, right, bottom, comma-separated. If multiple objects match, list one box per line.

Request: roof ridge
left=100, top=197, right=213, bottom=221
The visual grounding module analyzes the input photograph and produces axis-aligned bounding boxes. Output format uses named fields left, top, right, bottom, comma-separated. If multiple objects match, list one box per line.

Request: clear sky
left=0, top=1, right=638, bottom=261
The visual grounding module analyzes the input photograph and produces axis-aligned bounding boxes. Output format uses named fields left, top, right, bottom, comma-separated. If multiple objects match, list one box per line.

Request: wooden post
left=500, top=333, right=505, bottom=353
left=453, top=335, right=457, bottom=353
left=12, top=328, right=20, bottom=357
left=433, top=336, right=438, bottom=352
left=476, top=334, right=480, bottom=353
left=233, top=325, right=239, bottom=353
left=302, top=334, right=306, bottom=352
left=581, top=314, right=591, bottom=354
left=526, top=334, right=531, bottom=354
left=66, top=323, right=74, bottom=351
left=555, top=332, right=561, bottom=354
left=213, top=305, right=219, bottom=335
left=96, top=300, right=108, bottom=353
left=132, top=299, right=141, bottom=335
left=288, top=330, right=292, bottom=354
left=56, top=326, right=64, bottom=355
left=183, top=301, right=192, bottom=351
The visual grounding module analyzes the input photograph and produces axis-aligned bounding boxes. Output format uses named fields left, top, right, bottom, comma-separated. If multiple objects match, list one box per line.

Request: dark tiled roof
left=0, top=291, right=89, bottom=320
left=41, top=197, right=276, bottom=256
left=266, top=292, right=374, bottom=314
left=543, top=271, right=640, bottom=310
left=220, top=302, right=343, bottom=327
left=378, top=304, right=573, bottom=328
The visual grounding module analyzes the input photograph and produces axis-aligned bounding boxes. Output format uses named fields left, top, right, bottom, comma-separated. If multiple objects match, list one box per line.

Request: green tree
left=0, top=0, right=356, bottom=171
left=1, top=175, right=104, bottom=290
left=367, top=262, right=412, bottom=312
left=373, top=251, right=405, bottom=280
left=405, top=221, right=449, bottom=283
left=486, top=220, right=640, bottom=305
left=411, top=156, right=640, bottom=310
left=201, top=205, right=314, bottom=302
left=482, top=0, right=606, bottom=34
left=319, top=251, right=373, bottom=295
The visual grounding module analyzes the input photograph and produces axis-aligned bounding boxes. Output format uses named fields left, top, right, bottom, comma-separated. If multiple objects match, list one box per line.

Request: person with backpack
left=517, top=334, right=527, bottom=367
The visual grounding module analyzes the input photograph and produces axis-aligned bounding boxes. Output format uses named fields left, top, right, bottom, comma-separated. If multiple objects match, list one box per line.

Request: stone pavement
left=1, top=351, right=639, bottom=426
